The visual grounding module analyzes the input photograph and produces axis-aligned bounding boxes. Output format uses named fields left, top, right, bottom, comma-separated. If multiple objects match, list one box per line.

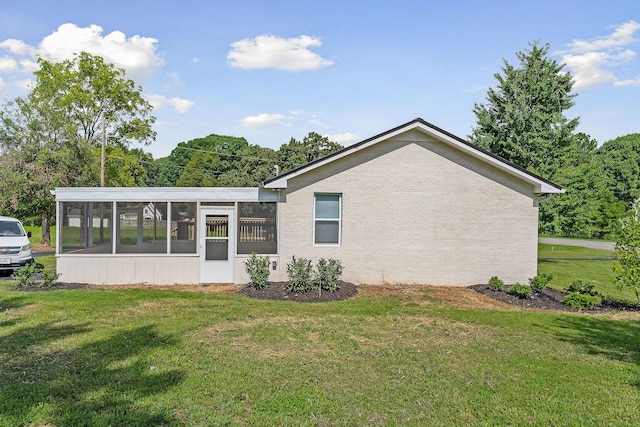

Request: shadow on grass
left=0, top=322, right=184, bottom=426
left=553, top=316, right=640, bottom=367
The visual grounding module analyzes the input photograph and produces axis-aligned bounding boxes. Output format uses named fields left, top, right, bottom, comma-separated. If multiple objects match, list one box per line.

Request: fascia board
left=54, top=187, right=280, bottom=202
left=264, top=120, right=562, bottom=194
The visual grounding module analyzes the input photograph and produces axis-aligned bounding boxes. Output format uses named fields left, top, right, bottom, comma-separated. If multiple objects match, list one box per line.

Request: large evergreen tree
left=469, top=41, right=579, bottom=180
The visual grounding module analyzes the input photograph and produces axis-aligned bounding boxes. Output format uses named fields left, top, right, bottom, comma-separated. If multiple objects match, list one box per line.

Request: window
left=237, top=202, right=277, bottom=254
left=314, top=194, right=341, bottom=245
left=116, top=202, right=167, bottom=254
left=60, top=202, right=112, bottom=254
left=170, top=202, right=196, bottom=254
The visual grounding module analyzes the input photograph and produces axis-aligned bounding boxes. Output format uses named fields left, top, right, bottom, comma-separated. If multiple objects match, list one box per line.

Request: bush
left=286, top=256, right=314, bottom=293
left=11, top=263, right=40, bottom=288
left=488, top=276, right=504, bottom=291
left=508, top=283, right=532, bottom=299
left=565, top=280, right=597, bottom=296
left=529, top=273, right=553, bottom=293
left=244, top=252, right=270, bottom=290
left=315, top=258, right=344, bottom=293
left=563, top=292, right=602, bottom=309
left=39, top=269, right=61, bottom=288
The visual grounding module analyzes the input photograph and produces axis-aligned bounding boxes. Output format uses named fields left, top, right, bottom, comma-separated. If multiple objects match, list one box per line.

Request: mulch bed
left=470, top=284, right=640, bottom=313
left=237, top=281, right=358, bottom=303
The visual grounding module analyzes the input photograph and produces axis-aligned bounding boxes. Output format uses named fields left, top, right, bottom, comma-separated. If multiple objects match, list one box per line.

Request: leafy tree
left=614, top=198, right=640, bottom=302
left=177, top=151, right=221, bottom=187
left=154, top=134, right=251, bottom=187
left=277, top=132, right=343, bottom=172
left=539, top=133, right=625, bottom=239
left=217, top=144, right=277, bottom=186
left=33, top=52, right=156, bottom=148
left=100, top=145, right=153, bottom=187
left=0, top=52, right=156, bottom=245
left=469, top=41, right=579, bottom=180
left=597, top=134, right=640, bottom=206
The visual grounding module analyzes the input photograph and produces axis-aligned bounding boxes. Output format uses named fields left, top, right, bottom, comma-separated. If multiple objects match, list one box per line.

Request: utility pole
left=101, top=119, right=106, bottom=187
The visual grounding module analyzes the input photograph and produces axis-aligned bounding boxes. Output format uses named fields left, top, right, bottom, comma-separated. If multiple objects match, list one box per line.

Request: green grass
left=25, top=225, right=56, bottom=247
left=1, top=284, right=640, bottom=426
left=1, top=240, right=639, bottom=424
left=537, top=243, right=638, bottom=303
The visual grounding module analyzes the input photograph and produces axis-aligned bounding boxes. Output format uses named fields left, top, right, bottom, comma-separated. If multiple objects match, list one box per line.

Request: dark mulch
left=471, top=284, right=640, bottom=313
left=238, top=281, right=358, bottom=303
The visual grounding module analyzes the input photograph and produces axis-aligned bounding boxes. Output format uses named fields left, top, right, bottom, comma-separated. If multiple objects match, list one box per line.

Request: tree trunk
left=41, top=212, right=51, bottom=247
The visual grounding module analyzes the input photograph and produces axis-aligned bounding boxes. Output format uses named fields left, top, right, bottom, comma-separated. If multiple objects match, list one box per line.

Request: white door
left=199, top=207, right=234, bottom=283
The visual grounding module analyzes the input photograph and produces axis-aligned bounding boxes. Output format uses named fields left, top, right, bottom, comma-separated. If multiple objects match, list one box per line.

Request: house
left=54, top=118, right=563, bottom=286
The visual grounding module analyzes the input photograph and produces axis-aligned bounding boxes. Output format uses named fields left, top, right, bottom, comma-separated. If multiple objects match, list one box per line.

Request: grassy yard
left=3, top=240, right=638, bottom=425
left=1, top=283, right=640, bottom=426
left=536, top=243, right=637, bottom=303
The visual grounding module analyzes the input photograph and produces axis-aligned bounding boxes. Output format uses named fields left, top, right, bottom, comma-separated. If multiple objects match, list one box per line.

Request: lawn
left=3, top=241, right=638, bottom=425
left=536, top=243, right=637, bottom=303
left=2, top=284, right=640, bottom=425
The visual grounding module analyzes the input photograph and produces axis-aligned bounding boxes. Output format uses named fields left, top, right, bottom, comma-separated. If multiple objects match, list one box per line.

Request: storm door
left=199, top=207, right=234, bottom=283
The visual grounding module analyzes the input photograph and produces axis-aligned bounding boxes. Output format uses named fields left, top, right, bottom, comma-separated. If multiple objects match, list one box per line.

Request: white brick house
left=55, top=118, right=563, bottom=286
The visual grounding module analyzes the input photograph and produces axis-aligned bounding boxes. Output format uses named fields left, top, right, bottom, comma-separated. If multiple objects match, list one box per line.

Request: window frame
left=313, top=193, right=342, bottom=246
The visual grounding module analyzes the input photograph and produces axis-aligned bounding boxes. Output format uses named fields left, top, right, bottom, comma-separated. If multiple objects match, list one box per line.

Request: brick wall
left=277, top=129, right=538, bottom=286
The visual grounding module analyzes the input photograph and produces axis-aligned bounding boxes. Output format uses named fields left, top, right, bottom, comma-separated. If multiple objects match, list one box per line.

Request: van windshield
left=0, top=221, right=26, bottom=237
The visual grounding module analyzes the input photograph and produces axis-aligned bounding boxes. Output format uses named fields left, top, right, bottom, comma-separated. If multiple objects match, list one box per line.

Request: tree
left=154, top=134, right=252, bottom=187
left=614, top=198, right=640, bottom=302
left=0, top=52, right=156, bottom=245
left=539, top=133, right=625, bottom=239
left=469, top=41, right=579, bottom=180
left=597, top=134, right=640, bottom=206
left=177, top=151, right=221, bottom=187
left=276, top=132, right=343, bottom=172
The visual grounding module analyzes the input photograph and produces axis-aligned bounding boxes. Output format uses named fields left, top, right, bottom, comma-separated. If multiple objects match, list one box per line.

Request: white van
left=0, top=216, right=34, bottom=272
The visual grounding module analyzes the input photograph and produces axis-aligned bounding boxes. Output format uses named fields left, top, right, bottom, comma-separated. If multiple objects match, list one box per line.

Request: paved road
left=539, top=237, right=615, bottom=251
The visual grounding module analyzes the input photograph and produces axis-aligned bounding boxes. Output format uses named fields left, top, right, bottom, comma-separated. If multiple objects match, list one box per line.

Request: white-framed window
left=314, top=193, right=341, bottom=245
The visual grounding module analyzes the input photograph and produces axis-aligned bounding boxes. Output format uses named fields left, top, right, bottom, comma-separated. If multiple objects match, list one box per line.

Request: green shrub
left=244, top=252, right=270, bottom=290
left=565, top=280, right=597, bottom=296
left=315, top=258, right=344, bottom=293
left=39, top=269, right=61, bottom=288
left=286, top=256, right=314, bottom=293
left=508, top=283, right=532, bottom=299
left=563, top=292, right=602, bottom=309
left=488, top=276, right=504, bottom=291
left=529, top=273, right=553, bottom=293
left=11, top=263, right=40, bottom=288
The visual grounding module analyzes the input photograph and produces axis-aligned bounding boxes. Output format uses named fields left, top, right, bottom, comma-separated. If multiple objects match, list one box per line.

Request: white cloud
left=37, top=24, right=164, bottom=79
left=241, top=113, right=286, bottom=128
left=15, top=79, right=33, bottom=90
left=0, top=23, right=164, bottom=83
left=0, top=76, right=4, bottom=89
left=558, top=20, right=640, bottom=89
left=228, top=34, right=333, bottom=71
left=19, top=59, right=39, bottom=73
left=324, top=132, right=359, bottom=145
left=0, top=39, right=37, bottom=56
left=0, top=57, right=17, bottom=72
left=614, top=78, right=640, bottom=87
left=146, top=94, right=194, bottom=113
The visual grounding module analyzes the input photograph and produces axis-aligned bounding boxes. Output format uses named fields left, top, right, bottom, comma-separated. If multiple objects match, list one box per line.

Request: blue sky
left=0, top=0, right=638, bottom=158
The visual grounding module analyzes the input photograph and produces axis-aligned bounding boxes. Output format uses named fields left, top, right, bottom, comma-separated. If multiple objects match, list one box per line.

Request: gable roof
left=263, top=118, right=564, bottom=194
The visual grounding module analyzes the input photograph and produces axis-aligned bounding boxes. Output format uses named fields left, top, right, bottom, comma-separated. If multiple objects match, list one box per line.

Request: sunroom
left=54, top=187, right=281, bottom=285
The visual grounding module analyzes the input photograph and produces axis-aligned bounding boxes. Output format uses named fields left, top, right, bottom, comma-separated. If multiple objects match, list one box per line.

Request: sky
left=0, top=0, right=638, bottom=158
